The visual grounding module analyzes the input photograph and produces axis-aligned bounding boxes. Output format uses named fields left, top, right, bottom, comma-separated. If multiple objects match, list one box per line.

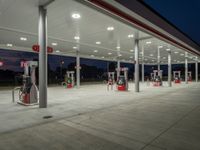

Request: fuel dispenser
left=173, top=71, right=181, bottom=83
left=152, top=70, right=163, bottom=86
left=116, top=67, right=128, bottom=91
left=188, top=71, right=192, bottom=82
left=107, top=72, right=115, bottom=90
left=62, top=71, right=75, bottom=88
left=18, top=61, right=39, bottom=105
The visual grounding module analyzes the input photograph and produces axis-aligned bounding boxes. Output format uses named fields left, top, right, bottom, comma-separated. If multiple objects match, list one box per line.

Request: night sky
left=143, top=0, right=200, bottom=45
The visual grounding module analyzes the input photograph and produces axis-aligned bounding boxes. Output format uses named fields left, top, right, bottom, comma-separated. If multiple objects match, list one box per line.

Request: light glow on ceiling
left=20, top=37, right=27, bottom=41
left=146, top=41, right=152, bottom=44
left=51, top=42, right=57, bottom=46
left=128, top=34, right=134, bottom=38
left=108, top=52, right=112, bottom=55
left=96, top=41, right=101, bottom=45
left=6, top=43, right=13, bottom=47
left=73, top=46, right=77, bottom=49
left=71, top=13, right=81, bottom=19
left=74, top=36, right=80, bottom=40
left=107, top=26, right=114, bottom=31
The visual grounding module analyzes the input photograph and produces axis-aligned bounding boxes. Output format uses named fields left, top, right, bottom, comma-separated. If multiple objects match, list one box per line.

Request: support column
left=38, top=6, right=47, bottom=108
left=195, top=57, right=198, bottom=82
left=134, top=39, right=139, bottom=92
left=76, top=50, right=80, bottom=88
left=141, top=46, right=144, bottom=83
left=168, top=51, right=172, bottom=87
left=157, top=46, right=161, bottom=71
left=117, top=59, right=120, bottom=79
left=185, top=52, right=188, bottom=84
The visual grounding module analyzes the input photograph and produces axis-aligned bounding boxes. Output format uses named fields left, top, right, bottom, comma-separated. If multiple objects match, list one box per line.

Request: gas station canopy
left=0, top=0, right=199, bottom=64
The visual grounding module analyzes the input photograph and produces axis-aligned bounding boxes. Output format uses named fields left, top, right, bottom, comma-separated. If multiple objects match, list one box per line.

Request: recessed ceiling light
left=158, top=46, right=163, bottom=48
left=108, top=52, right=112, bottom=55
left=118, top=54, right=122, bottom=57
left=96, top=41, right=101, bottom=45
left=116, top=46, right=120, bottom=49
left=56, top=50, right=60, bottom=53
left=94, top=50, right=98, bottom=53
left=174, top=51, right=179, bottom=54
left=107, top=26, right=114, bottom=31
left=150, top=54, right=154, bottom=56
left=74, top=36, right=80, bottom=40
left=101, top=56, right=105, bottom=58
left=51, top=42, right=57, bottom=46
left=20, top=37, right=27, bottom=41
left=73, top=46, right=77, bottom=49
left=146, top=41, right=151, bottom=44
left=130, top=49, right=134, bottom=52
left=166, top=48, right=170, bottom=51
left=6, top=43, right=13, bottom=47
left=90, top=55, right=94, bottom=57
left=71, top=13, right=81, bottom=19
left=128, top=34, right=134, bottom=38
left=180, top=53, right=184, bottom=56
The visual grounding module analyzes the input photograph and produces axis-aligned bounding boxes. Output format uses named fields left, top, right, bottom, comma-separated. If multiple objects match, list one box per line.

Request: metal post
left=38, top=6, right=47, bottom=108
left=185, top=52, right=188, bottom=84
left=168, top=51, right=172, bottom=87
left=134, top=39, right=139, bottom=92
left=195, top=57, right=198, bottom=82
left=76, top=50, right=80, bottom=88
left=142, top=46, right=144, bottom=83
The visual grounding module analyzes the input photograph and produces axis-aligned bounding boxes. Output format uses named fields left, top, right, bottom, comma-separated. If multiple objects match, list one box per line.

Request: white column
left=142, top=46, right=144, bottom=83
left=117, top=59, right=120, bottom=79
left=185, top=52, right=188, bottom=84
left=195, top=57, right=198, bottom=82
left=157, top=46, right=161, bottom=71
left=168, top=51, right=172, bottom=87
left=134, top=39, right=139, bottom=92
left=38, top=6, right=47, bottom=108
left=76, top=50, right=80, bottom=88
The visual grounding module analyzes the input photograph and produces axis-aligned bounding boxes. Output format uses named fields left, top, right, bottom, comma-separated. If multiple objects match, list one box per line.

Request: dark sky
left=143, top=0, right=200, bottom=45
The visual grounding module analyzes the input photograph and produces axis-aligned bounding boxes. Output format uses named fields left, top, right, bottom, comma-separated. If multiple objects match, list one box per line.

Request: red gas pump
left=62, top=71, right=75, bottom=88
left=107, top=72, right=115, bottom=90
left=173, top=71, right=181, bottom=84
left=17, top=61, right=39, bottom=106
left=116, top=68, right=128, bottom=91
left=152, top=70, right=163, bottom=86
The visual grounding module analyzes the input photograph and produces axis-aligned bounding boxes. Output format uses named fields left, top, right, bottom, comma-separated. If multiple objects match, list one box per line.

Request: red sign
left=32, top=45, right=53, bottom=53
left=0, top=61, right=3, bottom=67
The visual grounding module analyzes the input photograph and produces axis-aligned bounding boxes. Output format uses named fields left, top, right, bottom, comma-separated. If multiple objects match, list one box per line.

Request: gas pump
left=62, top=71, right=74, bottom=88
left=152, top=70, right=163, bottom=86
left=173, top=71, right=181, bottom=83
left=18, top=61, right=39, bottom=105
left=116, top=67, right=128, bottom=91
left=188, top=71, right=192, bottom=82
left=107, top=72, right=115, bottom=90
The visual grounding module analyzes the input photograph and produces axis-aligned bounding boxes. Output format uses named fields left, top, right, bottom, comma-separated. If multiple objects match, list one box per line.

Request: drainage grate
left=43, top=115, right=53, bottom=119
